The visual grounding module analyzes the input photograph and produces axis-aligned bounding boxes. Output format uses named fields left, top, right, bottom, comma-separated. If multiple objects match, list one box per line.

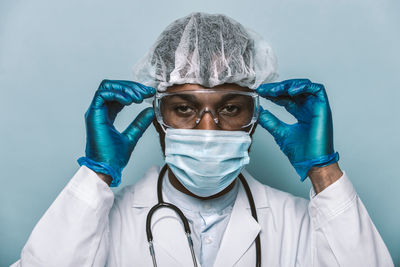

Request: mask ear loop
left=160, top=123, right=168, bottom=134
left=248, top=122, right=256, bottom=134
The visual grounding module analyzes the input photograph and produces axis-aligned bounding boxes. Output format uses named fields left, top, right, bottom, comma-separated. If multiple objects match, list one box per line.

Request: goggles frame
left=153, top=89, right=260, bottom=132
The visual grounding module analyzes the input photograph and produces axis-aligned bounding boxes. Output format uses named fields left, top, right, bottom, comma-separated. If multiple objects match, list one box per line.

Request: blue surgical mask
left=165, top=128, right=251, bottom=197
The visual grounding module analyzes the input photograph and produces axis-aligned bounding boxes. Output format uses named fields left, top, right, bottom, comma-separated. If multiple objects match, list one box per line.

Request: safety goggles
left=154, top=89, right=260, bottom=131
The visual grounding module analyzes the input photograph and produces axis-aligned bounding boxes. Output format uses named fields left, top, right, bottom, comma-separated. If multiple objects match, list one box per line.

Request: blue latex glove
left=78, top=80, right=155, bottom=187
left=256, top=79, right=339, bottom=181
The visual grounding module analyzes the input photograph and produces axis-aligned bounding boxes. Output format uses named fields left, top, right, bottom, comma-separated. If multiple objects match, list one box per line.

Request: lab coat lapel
left=214, top=179, right=261, bottom=267
left=150, top=206, right=200, bottom=267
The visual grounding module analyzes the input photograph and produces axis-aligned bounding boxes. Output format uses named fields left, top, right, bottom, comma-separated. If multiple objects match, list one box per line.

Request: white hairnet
left=132, top=12, right=278, bottom=91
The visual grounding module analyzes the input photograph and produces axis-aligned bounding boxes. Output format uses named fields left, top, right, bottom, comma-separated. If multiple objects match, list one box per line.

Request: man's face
left=153, top=83, right=257, bottom=153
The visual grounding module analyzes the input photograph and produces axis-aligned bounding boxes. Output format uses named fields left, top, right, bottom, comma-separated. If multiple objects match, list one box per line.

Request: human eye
left=173, top=104, right=196, bottom=116
left=219, top=104, right=241, bottom=116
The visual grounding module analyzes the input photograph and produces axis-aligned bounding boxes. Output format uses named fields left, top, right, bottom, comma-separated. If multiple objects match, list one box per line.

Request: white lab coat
left=11, top=165, right=394, bottom=267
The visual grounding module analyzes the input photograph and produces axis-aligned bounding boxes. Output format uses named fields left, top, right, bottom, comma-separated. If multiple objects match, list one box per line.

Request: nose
left=195, top=112, right=220, bottom=130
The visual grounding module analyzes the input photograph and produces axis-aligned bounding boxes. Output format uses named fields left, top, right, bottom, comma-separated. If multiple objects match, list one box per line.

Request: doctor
left=12, top=12, right=393, bottom=267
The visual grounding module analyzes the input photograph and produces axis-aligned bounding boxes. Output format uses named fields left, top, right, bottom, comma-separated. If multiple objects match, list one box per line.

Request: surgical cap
left=132, top=12, right=278, bottom=91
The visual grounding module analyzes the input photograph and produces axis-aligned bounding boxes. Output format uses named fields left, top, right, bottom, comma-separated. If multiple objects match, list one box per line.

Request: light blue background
left=1, top=0, right=399, bottom=265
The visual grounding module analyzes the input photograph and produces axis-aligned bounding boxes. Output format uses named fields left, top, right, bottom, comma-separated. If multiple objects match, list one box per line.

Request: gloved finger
left=86, top=90, right=132, bottom=125
left=118, top=80, right=156, bottom=102
left=122, top=107, right=155, bottom=146
left=256, top=82, right=282, bottom=97
left=257, top=79, right=311, bottom=98
left=91, top=90, right=132, bottom=109
left=287, top=82, right=324, bottom=97
left=258, top=106, right=286, bottom=139
left=97, top=80, right=155, bottom=104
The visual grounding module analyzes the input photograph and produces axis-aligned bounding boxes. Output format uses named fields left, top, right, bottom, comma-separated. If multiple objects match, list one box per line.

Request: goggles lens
left=155, top=90, right=259, bottom=130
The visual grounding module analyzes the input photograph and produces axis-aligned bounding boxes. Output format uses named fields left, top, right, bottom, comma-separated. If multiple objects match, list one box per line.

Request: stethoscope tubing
left=145, top=164, right=261, bottom=267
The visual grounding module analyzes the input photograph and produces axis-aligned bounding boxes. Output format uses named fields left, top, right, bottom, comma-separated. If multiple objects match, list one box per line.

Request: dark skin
left=154, top=83, right=256, bottom=200
left=97, top=83, right=343, bottom=196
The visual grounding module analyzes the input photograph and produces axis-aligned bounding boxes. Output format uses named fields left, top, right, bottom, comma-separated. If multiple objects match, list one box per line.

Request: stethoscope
left=145, top=164, right=261, bottom=267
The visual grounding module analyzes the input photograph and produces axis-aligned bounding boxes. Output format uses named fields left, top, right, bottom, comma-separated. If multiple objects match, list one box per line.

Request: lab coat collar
left=130, top=165, right=160, bottom=207
left=213, top=169, right=267, bottom=266
left=240, top=169, right=270, bottom=209
left=129, top=166, right=270, bottom=266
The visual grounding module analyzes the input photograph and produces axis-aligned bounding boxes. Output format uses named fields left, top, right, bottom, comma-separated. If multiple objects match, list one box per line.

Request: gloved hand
left=256, top=79, right=339, bottom=181
left=78, top=80, right=155, bottom=187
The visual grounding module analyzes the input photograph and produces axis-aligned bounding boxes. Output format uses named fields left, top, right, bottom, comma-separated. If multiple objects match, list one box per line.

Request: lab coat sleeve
left=10, top=166, right=114, bottom=267
left=308, top=172, right=394, bottom=266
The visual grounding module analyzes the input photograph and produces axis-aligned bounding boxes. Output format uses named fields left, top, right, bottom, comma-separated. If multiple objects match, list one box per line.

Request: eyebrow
left=167, top=94, right=198, bottom=102
left=166, top=92, right=249, bottom=104
left=219, top=93, right=244, bottom=103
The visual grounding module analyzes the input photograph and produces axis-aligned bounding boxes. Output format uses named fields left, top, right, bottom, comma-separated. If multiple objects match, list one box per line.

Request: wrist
left=95, top=172, right=112, bottom=186
left=292, top=152, right=339, bottom=182
left=77, top=157, right=121, bottom=187
left=308, top=162, right=343, bottom=194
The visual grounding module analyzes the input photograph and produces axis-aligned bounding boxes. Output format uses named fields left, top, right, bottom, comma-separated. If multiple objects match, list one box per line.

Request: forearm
left=308, top=162, right=343, bottom=194
left=308, top=172, right=394, bottom=266
left=13, top=167, right=114, bottom=267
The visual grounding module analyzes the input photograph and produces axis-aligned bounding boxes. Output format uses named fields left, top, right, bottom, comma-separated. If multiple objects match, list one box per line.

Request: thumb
left=258, top=106, right=286, bottom=138
left=123, top=107, right=155, bottom=146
